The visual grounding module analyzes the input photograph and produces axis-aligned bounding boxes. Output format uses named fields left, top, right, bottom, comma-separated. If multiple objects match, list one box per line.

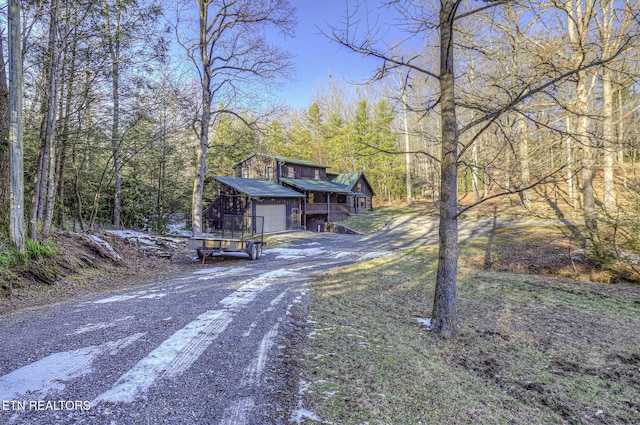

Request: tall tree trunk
left=517, top=115, right=531, bottom=208
left=565, top=0, right=598, bottom=242
left=0, top=27, right=10, bottom=232
left=29, top=0, right=59, bottom=239
left=9, top=0, right=26, bottom=253
left=55, top=33, right=77, bottom=228
left=29, top=92, right=49, bottom=238
left=602, top=66, right=615, bottom=213
left=577, top=90, right=597, bottom=236
left=192, top=0, right=212, bottom=236
left=103, top=0, right=122, bottom=228
left=565, top=116, right=578, bottom=209
left=616, top=85, right=624, bottom=166
left=41, top=0, right=60, bottom=238
left=400, top=75, right=412, bottom=206
left=431, top=0, right=459, bottom=337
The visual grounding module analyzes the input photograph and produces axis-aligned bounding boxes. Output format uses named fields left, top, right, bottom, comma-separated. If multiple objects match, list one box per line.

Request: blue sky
left=273, top=1, right=383, bottom=109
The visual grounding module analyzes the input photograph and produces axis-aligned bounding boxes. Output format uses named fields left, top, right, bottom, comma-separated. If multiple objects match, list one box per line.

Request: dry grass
left=337, top=205, right=431, bottom=234
left=460, top=226, right=632, bottom=283
left=297, top=247, right=640, bottom=424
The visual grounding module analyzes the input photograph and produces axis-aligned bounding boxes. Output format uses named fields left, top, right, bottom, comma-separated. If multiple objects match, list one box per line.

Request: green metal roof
left=280, top=178, right=353, bottom=194
left=233, top=153, right=328, bottom=169
left=330, top=171, right=376, bottom=196
left=330, top=172, right=362, bottom=190
left=215, top=176, right=305, bottom=198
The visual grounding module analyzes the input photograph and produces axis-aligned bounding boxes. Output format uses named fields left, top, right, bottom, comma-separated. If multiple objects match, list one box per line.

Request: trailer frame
left=188, top=215, right=265, bottom=261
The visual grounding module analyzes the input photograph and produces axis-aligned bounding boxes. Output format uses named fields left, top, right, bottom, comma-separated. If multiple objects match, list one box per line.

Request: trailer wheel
left=256, top=244, right=262, bottom=259
left=247, top=242, right=258, bottom=260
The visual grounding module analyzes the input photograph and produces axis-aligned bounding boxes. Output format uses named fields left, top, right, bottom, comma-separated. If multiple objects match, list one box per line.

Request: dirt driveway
left=0, top=227, right=397, bottom=425
left=0, top=215, right=573, bottom=424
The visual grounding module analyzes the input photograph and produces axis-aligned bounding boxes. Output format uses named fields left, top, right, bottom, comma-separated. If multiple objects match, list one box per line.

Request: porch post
left=303, top=194, right=307, bottom=229
left=327, top=193, right=331, bottom=222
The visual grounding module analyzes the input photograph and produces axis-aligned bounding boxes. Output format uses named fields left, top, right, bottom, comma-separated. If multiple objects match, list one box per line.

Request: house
left=206, top=176, right=304, bottom=233
left=328, top=171, right=375, bottom=214
left=207, top=153, right=375, bottom=232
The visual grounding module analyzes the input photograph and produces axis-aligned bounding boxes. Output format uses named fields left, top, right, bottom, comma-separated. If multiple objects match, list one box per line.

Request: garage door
left=255, top=204, right=287, bottom=233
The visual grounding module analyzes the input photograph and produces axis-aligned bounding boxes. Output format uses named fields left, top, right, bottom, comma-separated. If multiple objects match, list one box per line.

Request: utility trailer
left=189, top=215, right=265, bottom=261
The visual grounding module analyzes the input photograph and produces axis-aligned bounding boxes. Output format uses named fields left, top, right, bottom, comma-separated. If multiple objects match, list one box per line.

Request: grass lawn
left=337, top=204, right=431, bottom=234
left=295, top=242, right=640, bottom=424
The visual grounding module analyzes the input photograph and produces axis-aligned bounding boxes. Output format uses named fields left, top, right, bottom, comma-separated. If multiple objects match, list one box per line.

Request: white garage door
left=255, top=204, right=287, bottom=233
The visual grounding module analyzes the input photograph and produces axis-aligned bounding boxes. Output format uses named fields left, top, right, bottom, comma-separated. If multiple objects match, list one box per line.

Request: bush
left=25, top=239, right=56, bottom=260
left=0, top=244, right=27, bottom=267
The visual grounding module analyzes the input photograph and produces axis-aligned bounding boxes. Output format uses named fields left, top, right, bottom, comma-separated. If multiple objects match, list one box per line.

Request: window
left=356, top=182, right=362, bottom=192
left=292, top=208, right=299, bottom=224
left=314, top=169, right=320, bottom=180
left=308, top=193, right=315, bottom=203
left=266, top=166, right=273, bottom=180
left=287, top=166, right=295, bottom=178
left=242, top=168, right=249, bottom=178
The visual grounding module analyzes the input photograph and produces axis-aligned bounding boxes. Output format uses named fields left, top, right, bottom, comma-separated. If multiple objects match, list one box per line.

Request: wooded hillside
left=1, top=1, right=639, bottom=295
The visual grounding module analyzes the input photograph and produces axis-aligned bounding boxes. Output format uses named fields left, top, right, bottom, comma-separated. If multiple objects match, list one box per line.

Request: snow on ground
left=192, top=266, right=250, bottom=281
left=67, top=316, right=134, bottom=336
left=106, top=229, right=150, bottom=240
left=0, top=333, right=145, bottom=401
left=92, top=268, right=299, bottom=405
left=357, top=251, right=394, bottom=262
left=267, top=247, right=327, bottom=260
left=416, top=317, right=432, bottom=328
left=93, top=289, right=167, bottom=304
left=290, top=380, right=323, bottom=424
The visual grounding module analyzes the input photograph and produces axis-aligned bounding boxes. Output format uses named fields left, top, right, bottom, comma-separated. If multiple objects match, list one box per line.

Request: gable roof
left=215, top=176, right=305, bottom=198
left=330, top=171, right=376, bottom=195
left=280, top=178, right=352, bottom=194
left=233, top=153, right=328, bottom=169
left=330, top=172, right=362, bottom=190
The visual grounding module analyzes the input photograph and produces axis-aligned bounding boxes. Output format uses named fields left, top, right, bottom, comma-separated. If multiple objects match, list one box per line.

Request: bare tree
left=0, top=25, right=9, bottom=232
left=596, top=0, right=639, bottom=213
left=330, top=0, right=639, bottom=336
left=8, top=0, right=25, bottom=253
left=27, top=0, right=60, bottom=239
left=177, top=0, right=295, bottom=235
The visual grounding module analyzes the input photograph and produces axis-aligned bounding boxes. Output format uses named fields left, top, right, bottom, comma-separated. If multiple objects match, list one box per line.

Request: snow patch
left=193, top=266, right=250, bottom=280
left=0, top=333, right=145, bottom=401
left=290, top=408, right=322, bottom=424
left=68, top=316, right=133, bottom=336
left=268, top=247, right=327, bottom=260
left=139, top=293, right=166, bottom=300
left=244, top=323, right=279, bottom=385
left=416, top=317, right=432, bottom=329
left=93, top=269, right=296, bottom=404
left=290, top=380, right=324, bottom=424
left=93, top=294, right=138, bottom=304
left=93, top=290, right=166, bottom=304
left=358, top=251, right=393, bottom=262
left=270, top=289, right=289, bottom=307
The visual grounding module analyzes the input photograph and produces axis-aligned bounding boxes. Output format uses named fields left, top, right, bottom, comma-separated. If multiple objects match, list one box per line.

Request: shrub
left=0, top=244, right=28, bottom=267
left=25, top=239, right=56, bottom=260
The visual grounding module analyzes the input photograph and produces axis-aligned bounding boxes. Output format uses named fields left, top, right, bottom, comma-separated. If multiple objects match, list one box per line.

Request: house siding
left=205, top=184, right=301, bottom=231
left=235, top=154, right=327, bottom=182
left=234, top=156, right=278, bottom=181
left=223, top=153, right=375, bottom=231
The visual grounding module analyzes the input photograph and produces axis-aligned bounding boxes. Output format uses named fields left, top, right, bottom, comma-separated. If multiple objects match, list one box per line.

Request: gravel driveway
left=0, top=215, right=567, bottom=424
left=0, top=229, right=395, bottom=424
